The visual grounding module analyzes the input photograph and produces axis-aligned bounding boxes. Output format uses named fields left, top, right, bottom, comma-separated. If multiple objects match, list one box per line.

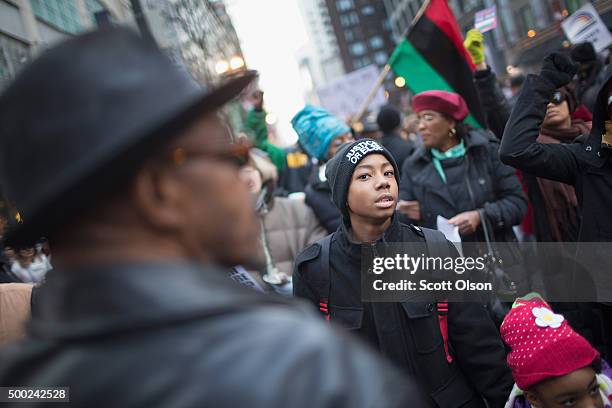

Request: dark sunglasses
left=169, top=141, right=251, bottom=168
left=550, top=91, right=566, bottom=105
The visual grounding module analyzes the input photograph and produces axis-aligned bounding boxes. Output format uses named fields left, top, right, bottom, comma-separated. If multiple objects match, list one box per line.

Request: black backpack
left=310, top=227, right=455, bottom=363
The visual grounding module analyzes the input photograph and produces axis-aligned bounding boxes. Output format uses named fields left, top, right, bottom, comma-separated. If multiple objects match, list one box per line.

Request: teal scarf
left=431, top=140, right=466, bottom=183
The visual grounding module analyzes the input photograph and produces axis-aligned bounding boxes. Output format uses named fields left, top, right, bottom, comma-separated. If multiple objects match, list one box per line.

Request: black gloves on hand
left=539, top=52, right=579, bottom=88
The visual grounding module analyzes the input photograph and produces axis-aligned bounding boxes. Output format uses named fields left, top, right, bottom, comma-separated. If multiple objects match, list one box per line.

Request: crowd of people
left=0, top=26, right=612, bottom=407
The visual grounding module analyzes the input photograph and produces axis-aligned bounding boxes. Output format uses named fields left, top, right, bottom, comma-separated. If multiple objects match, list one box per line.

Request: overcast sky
left=226, top=0, right=308, bottom=145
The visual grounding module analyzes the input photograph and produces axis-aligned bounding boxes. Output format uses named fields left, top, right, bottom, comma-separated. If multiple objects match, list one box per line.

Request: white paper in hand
left=436, top=215, right=464, bottom=257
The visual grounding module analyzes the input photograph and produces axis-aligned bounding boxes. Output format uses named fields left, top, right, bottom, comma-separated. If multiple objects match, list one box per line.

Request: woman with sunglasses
left=500, top=52, right=612, bottom=360
left=524, top=86, right=591, bottom=243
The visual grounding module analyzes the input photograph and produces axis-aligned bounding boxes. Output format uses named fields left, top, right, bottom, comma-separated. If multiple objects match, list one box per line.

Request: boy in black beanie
left=294, top=138, right=512, bottom=408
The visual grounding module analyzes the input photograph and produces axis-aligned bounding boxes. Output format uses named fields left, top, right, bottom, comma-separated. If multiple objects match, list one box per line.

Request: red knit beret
left=412, top=90, right=469, bottom=121
left=500, top=294, right=599, bottom=390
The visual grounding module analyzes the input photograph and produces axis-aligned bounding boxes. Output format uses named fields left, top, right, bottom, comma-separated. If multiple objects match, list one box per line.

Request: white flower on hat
left=532, top=307, right=564, bottom=329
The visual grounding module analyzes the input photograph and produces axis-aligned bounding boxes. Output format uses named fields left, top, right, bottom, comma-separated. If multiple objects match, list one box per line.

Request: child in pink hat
left=501, top=293, right=612, bottom=408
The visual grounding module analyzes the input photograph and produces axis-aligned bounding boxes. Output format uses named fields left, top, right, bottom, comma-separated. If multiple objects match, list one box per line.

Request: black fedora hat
left=0, top=27, right=257, bottom=246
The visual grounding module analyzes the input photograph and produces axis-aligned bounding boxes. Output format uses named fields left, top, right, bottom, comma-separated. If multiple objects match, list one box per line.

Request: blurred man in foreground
left=0, top=28, right=422, bottom=407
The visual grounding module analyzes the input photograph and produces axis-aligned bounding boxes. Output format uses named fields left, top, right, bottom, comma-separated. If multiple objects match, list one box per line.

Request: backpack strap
left=316, top=233, right=333, bottom=321
left=421, top=227, right=454, bottom=364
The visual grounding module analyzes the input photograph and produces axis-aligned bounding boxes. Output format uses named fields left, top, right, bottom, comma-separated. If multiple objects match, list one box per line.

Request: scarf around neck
left=431, top=140, right=466, bottom=183
left=539, top=119, right=591, bottom=143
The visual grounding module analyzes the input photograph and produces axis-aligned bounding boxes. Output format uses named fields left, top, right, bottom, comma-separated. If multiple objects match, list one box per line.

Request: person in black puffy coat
left=500, top=51, right=612, bottom=360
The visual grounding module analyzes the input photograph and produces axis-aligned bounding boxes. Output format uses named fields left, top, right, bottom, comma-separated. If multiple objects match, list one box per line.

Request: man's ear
left=131, top=161, right=187, bottom=231
left=524, top=390, right=541, bottom=408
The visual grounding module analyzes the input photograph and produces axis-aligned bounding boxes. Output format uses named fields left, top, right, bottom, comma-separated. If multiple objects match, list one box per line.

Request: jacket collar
left=28, top=261, right=282, bottom=340
left=337, top=215, right=402, bottom=261
left=381, top=132, right=400, bottom=140
left=413, top=128, right=490, bottom=163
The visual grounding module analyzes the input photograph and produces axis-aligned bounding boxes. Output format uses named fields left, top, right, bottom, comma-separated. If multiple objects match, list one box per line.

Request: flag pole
left=407, top=0, right=431, bottom=35
left=350, top=0, right=432, bottom=125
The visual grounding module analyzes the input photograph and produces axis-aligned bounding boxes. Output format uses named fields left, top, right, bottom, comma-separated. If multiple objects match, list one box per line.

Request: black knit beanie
left=376, top=104, right=402, bottom=133
left=325, top=138, right=400, bottom=221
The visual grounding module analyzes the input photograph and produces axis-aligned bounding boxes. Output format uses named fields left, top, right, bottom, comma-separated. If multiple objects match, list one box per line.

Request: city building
left=383, top=0, right=424, bottom=43
left=296, top=0, right=345, bottom=91
left=322, top=0, right=401, bottom=110
left=325, top=0, right=395, bottom=73
left=0, top=0, right=132, bottom=88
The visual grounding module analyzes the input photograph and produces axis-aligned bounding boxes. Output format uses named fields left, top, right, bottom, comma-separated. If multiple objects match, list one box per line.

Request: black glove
left=539, top=52, right=579, bottom=88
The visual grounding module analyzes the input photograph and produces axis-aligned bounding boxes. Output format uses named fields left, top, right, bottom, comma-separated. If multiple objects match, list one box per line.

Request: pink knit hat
left=500, top=294, right=599, bottom=390
left=412, top=90, right=469, bottom=121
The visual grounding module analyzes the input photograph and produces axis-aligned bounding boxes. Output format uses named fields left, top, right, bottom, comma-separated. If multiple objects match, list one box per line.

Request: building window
left=341, top=11, right=359, bottom=27
left=340, top=14, right=351, bottom=27
left=30, top=0, right=82, bottom=34
left=349, top=41, right=366, bottom=56
left=337, top=0, right=354, bottom=11
left=353, top=56, right=371, bottom=68
left=369, top=35, right=384, bottom=49
left=361, top=5, right=375, bottom=15
left=374, top=51, right=388, bottom=65
left=345, top=29, right=354, bottom=42
left=0, top=34, right=30, bottom=89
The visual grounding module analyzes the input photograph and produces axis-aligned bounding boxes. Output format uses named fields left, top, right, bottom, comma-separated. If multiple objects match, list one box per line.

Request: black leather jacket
left=0, top=262, right=423, bottom=407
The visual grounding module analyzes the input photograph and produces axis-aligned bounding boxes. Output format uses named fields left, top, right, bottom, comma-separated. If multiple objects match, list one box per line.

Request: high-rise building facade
left=297, top=0, right=345, bottom=92
left=383, top=0, right=424, bottom=43
left=325, top=0, right=396, bottom=73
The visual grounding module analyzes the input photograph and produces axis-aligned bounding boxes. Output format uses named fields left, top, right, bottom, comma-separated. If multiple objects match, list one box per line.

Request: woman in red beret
left=398, top=90, right=529, bottom=300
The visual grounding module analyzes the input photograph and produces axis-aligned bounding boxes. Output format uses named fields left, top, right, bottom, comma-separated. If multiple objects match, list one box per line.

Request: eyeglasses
left=550, top=91, right=566, bottom=105
left=168, top=140, right=251, bottom=168
left=417, top=113, right=437, bottom=122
